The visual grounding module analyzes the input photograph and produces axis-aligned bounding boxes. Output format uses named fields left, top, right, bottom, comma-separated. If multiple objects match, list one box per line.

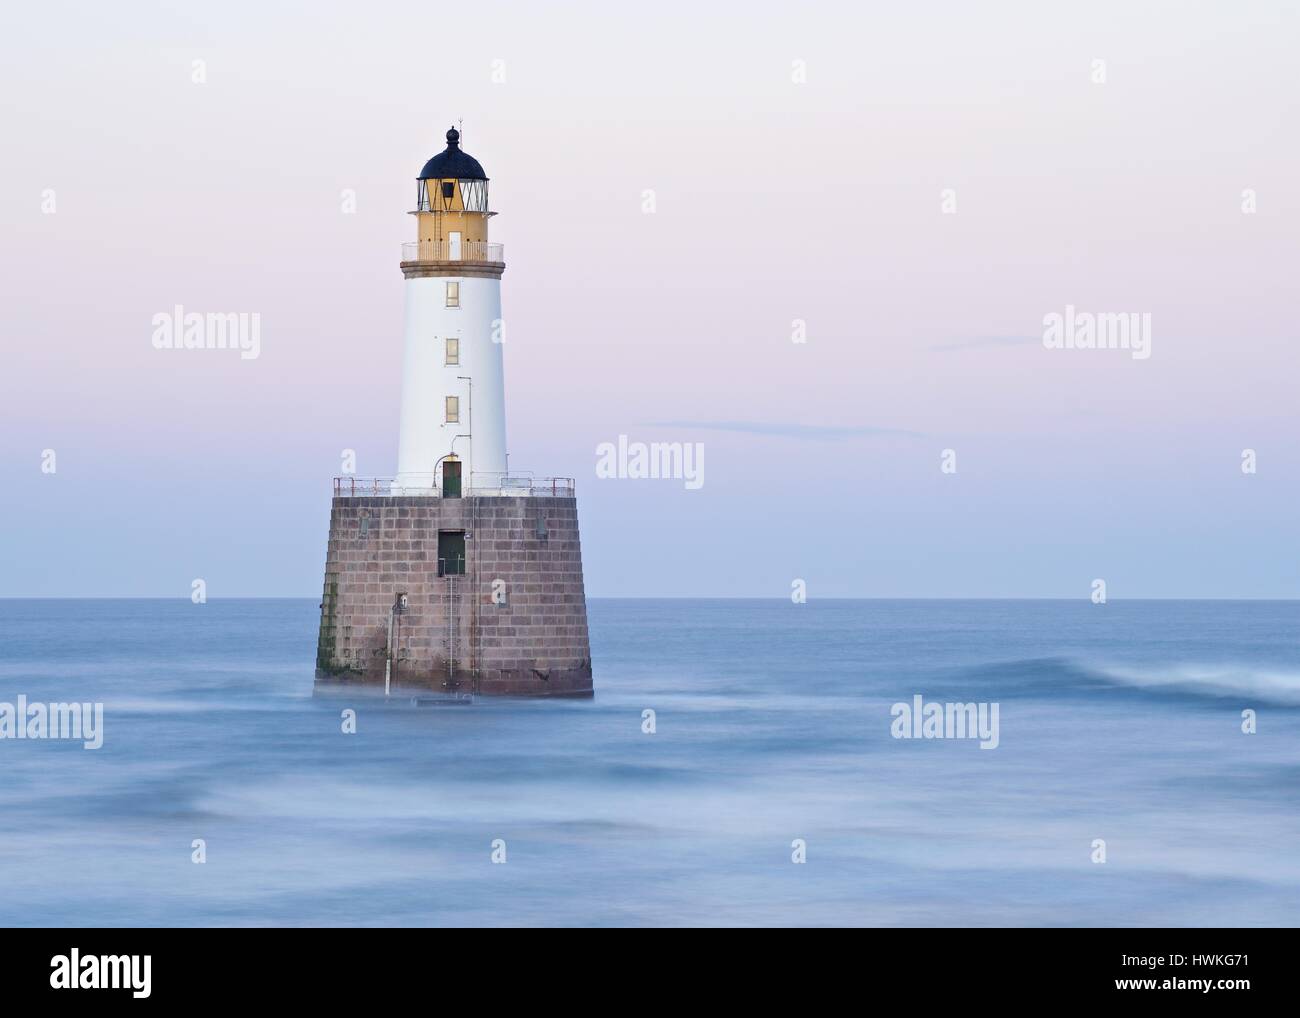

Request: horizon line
left=1, top=596, right=1296, bottom=603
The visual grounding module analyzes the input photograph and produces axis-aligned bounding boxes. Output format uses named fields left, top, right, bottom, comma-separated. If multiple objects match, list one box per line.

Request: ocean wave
left=952, top=657, right=1300, bottom=706
left=1090, top=662, right=1300, bottom=706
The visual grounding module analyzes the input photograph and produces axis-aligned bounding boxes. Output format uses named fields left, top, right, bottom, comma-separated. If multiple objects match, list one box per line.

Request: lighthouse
left=394, top=127, right=507, bottom=495
left=315, top=127, right=594, bottom=698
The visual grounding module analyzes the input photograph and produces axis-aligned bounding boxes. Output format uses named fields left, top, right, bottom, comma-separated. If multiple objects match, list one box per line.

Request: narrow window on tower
left=445, top=337, right=459, bottom=366
left=446, top=281, right=460, bottom=308
left=445, top=396, right=459, bottom=423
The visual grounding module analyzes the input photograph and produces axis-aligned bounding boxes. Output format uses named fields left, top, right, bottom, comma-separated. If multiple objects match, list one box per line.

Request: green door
left=442, top=460, right=462, bottom=498
left=438, top=530, right=466, bottom=576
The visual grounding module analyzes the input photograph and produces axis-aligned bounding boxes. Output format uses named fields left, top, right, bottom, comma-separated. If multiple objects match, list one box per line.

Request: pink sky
left=1, top=1, right=1296, bottom=596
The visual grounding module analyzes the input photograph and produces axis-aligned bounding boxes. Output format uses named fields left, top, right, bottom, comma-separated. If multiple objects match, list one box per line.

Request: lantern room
left=411, top=127, right=495, bottom=259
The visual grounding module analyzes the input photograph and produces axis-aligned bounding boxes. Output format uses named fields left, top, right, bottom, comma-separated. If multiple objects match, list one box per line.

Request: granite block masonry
left=315, top=495, right=593, bottom=697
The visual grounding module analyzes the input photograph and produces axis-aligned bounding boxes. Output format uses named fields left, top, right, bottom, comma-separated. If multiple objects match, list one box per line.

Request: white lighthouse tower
left=316, top=125, right=592, bottom=697
left=393, top=127, right=507, bottom=496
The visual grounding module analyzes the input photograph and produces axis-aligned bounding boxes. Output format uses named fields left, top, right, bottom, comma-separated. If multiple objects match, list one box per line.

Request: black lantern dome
left=418, top=128, right=487, bottom=181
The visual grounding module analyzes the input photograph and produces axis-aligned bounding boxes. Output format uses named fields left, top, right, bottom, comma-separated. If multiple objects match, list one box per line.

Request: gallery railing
left=333, top=476, right=575, bottom=497
left=399, top=240, right=504, bottom=263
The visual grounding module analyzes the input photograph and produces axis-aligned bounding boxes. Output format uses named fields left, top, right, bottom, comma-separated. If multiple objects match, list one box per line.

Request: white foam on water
left=1091, top=662, right=1300, bottom=706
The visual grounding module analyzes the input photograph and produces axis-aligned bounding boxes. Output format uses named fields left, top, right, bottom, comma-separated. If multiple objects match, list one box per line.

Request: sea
left=0, top=598, right=1296, bottom=927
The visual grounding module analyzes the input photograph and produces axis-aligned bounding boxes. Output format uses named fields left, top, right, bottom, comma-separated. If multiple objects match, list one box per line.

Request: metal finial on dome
left=446, top=127, right=460, bottom=147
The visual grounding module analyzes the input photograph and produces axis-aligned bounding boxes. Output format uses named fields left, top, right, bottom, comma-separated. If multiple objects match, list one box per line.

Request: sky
left=1, top=1, right=1297, bottom=597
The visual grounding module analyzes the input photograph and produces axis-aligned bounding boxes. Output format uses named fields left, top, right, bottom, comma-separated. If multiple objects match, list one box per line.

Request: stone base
left=315, top=495, right=594, bottom=698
